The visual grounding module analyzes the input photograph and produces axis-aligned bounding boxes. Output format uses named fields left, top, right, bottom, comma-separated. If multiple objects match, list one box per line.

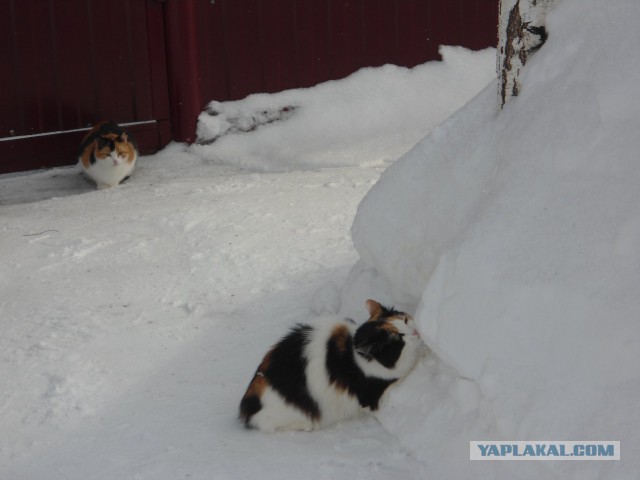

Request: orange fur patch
left=80, top=148, right=92, bottom=168
left=244, top=373, right=268, bottom=399
left=241, top=348, right=274, bottom=399
left=258, top=349, right=272, bottom=373
left=328, top=324, right=352, bottom=393
left=330, top=324, right=350, bottom=354
left=365, top=299, right=383, bottom=320
left=119, top=141, right=137, bottom=164
left=94, top=143, right=111, bottom=160
left=79, top=122, right=137, bottom=167
left=380, top=321, right=399, bottom=335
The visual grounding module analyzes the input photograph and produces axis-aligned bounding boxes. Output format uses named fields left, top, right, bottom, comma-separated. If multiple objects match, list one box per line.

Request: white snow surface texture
left=350, top=0, right=640, bottom=479
left=1, top=0, right=638, bottom=478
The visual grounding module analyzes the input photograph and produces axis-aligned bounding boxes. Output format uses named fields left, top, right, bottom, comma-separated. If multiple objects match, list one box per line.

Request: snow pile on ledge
left=346, top=0, right=640, bottom=478
left=192, top=46, right=495, bottom=171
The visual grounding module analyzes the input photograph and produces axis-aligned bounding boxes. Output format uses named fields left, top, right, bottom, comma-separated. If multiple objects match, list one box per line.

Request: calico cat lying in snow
left=239, top=300, right=423, bottom=432
left=78, top=121, right=138, bottom=189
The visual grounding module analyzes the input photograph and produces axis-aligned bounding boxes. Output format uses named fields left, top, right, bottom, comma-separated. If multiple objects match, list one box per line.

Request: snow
left=0, top=47, right=492, bottom=479
left=193, top=46, right=495, bottom=172
left=2, top=0, right=637, bottom=476
left=349, top=0, right=640, bottom=478
left=1, top=160, right=415, bottom=479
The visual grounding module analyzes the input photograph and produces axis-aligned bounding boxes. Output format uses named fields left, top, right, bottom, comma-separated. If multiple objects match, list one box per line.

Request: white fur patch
left=304, top=320, right=363, bottom=428
left=246, top=317, right=422, bottom=432
left=248, top=385, right=314, bottom=433
left=79, top=151, right=136, bottom=189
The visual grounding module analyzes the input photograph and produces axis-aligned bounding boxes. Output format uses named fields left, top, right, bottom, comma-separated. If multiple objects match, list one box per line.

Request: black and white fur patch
left=239, top=300, right=422, bottom=432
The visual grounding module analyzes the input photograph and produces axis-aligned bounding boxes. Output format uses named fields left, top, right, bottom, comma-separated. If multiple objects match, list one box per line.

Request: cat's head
left=353, top=300, right=422, bottom=380
left=82, top=122, right=138, bottom=166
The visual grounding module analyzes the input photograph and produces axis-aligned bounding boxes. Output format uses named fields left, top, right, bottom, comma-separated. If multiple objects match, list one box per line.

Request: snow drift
left=192, top=46, right=495, bottom=172
left=346, top=0, right=640, bottom=478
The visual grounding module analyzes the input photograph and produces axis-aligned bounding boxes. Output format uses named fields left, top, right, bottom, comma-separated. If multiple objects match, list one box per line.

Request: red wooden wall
left=1, top=0, right=498, bottom=174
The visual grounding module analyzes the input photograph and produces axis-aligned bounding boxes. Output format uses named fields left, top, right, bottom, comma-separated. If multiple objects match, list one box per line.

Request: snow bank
left=192, top=46, right=495, bottom=171
left=347, top=0, right=640, bottom=478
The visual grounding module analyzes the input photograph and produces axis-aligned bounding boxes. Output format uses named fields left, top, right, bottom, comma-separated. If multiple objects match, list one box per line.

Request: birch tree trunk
left=498, top=0, right=558, bottom=108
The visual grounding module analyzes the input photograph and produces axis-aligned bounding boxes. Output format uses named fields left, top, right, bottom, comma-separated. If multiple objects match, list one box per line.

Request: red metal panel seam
left=8, top=0, right=26, bottom=135
left=257, top=0, right=267, bottom=93
left=124, top=0, right=138, bottom=120
left=163, top=0, right=203, bottom=143
left=291, top=0, right=301, bottom=89
left=220, top=0, right=232, bottom=100
left=46, top=0, right=63, bottom=131
left=359, top=0, right=366, bottom=64
left=326, top=0, right=334, bottom=80
left=394, top=0, right=400, bottom=63
left=145, top=1, right=171, bottom=122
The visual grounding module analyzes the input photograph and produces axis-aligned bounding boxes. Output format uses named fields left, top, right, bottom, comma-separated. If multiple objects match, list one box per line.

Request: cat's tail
left=239, top=373, right=266, bottom=428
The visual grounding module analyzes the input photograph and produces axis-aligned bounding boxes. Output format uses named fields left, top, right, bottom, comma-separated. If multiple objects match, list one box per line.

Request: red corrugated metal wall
left=0, top=0, right=171, bottom=174
left=188, top=0, right=498, bottom=103
left=1, top=0, right=498, bottom=174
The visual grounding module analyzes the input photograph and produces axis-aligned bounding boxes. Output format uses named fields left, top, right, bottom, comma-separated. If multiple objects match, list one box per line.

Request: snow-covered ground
left=0, top=47, right=493, bottom=479
left=0, top=161, right=417, bottom=480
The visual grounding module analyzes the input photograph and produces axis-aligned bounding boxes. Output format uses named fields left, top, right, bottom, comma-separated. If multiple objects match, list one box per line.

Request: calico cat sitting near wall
left=240, top=300, right=423, bottom=432
left=78, top=121, right=138, bottom=189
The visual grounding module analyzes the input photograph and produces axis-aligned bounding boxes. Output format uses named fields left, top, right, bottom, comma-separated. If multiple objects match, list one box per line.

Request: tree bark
left=498, top=0, right=557, bottom=108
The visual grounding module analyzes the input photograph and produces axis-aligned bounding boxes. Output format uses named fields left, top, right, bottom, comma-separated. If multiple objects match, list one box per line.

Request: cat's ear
left=365, top=299, right=382, bottom=319
left=120, top=132, right=129, bottom=142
